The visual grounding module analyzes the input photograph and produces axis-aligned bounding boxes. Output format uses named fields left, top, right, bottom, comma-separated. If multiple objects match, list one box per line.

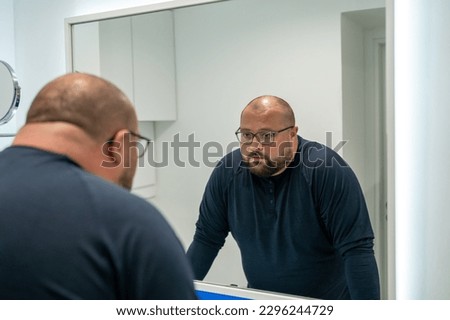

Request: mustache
left=248, top=151, right=262, bottom=157
left=244, top=151, right=274, bottom=165
left=246, top=151, right=269, bottom=160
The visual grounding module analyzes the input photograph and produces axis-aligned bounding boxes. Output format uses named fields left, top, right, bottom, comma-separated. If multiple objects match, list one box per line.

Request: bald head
left=26, top=73, right=137, bottom=142
left=242, top=95, right=295, bottom=127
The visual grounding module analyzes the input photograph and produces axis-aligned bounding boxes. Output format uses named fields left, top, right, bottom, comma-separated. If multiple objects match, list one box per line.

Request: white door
left=341, top=9, right=389, bottom=299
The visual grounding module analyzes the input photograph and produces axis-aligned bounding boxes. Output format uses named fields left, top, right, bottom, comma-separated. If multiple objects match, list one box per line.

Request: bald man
left=0, top=73, right=196, bottom=299
left=187, top=95, right=380, bottom=299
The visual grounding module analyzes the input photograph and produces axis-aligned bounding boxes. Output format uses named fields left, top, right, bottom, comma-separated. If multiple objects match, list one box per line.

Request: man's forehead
left=241, top=106, right=285, bottom=122
left=239, top=126, right=275, bottom=132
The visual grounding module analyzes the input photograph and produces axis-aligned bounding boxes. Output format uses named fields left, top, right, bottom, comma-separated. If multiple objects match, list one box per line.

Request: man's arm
left=186, top=239, right=221, bottom=280
left=121, top=204, right=198, bottom=299
left=311, top=146, right=380, bottom=299
left=186, top=161, right=230, bottom=280
left=343, top=243, right=380, bottom=299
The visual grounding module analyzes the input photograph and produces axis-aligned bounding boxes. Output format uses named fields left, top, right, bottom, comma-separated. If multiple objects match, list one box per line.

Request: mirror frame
left=0, top=60, right=21, bottom=125
left=64, top=0, right=396, bottom=299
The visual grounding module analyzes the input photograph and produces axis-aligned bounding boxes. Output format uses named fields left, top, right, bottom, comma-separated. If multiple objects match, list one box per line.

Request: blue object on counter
left=195, top=290, right=250, bottom=300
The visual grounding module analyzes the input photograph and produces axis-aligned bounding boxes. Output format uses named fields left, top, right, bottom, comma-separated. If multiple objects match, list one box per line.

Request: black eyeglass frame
left=128, top=131, right=151, bottom=158
left=107, top=130, right=151, bottom=158
left=235, top=125, right=294, bottom=145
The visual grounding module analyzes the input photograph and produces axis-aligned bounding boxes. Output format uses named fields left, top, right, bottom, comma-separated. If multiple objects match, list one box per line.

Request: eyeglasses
left=127, top=131, right=151, bottom=158
left=235, top=126, right=294, bottom=145
left=107, top=131, right=151, bottom=158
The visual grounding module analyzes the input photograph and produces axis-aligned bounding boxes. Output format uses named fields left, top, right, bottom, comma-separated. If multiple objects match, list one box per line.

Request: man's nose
left=248, top=139, right=263, bottom=151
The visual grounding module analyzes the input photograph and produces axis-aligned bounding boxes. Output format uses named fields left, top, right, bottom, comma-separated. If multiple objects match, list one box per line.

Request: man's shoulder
left=81, top=171, right=161, bottom=213
left=210, top=148, right=243, bottom=177
left=81, top=173, right=183, bottom=249
left=218, top=148, right=242, bottom=169
left=297, top=136, right=361, bottom=193
left=203, top=148, right=244, bottom=193
left=298, top=137, right=349, bottom=170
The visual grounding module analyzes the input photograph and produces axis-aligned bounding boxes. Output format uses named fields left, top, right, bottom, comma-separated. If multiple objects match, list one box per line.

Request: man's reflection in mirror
left=187, top=95, right=380, bottom=300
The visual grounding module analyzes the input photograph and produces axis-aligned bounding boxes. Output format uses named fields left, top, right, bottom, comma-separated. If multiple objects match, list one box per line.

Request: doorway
left=341, top=8, right=388, bottom=299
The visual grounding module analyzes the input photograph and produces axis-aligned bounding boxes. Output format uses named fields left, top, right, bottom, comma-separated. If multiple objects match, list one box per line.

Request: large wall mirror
left=66, top=0, right=390, bottom=298
left=0, top=60, right=20, bottom=127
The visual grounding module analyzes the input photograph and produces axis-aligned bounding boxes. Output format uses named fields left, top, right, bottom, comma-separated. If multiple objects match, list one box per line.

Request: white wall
left=341, top=14, right=367, bottom=185
left=395, top=0, right=450, bottom=299
left=0, top=0, right=15, bottom=63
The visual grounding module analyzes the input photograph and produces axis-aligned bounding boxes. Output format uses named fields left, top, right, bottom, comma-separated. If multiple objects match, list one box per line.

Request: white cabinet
left=72, top=22, right=101, bottom=76
left=72, top=12, right=177, bottom=121
left=99, top=17, right=134, bottom=104
left=132, top=12, right=177, bottom=121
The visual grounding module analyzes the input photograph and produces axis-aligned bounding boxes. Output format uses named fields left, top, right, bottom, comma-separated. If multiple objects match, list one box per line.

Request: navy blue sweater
left=187, top=136, right=380, bottom=299
left=0, top=146, right=196, bottom=299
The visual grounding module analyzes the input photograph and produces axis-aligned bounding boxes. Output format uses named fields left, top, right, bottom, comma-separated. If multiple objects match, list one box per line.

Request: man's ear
left=291, top=126, right=299, bottom=137
left=101, top=129, right=128, bottom=168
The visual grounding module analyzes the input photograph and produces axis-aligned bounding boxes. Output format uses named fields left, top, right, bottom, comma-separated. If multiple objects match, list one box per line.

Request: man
left=187, top=95, right=380, bottom=299
left=0, top=73, right=196, bottom=299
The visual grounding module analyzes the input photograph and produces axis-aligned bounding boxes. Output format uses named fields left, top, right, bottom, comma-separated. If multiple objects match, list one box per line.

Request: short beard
left=118, top=170, right=134, bottom=191
left=243, top=149, right=293, bottom=178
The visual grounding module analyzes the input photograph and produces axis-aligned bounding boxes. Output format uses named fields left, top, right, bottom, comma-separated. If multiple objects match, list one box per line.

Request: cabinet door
left=72, top=22, right=101, bottom=76
left=132, top=11, right=177, bottom=121
left=99, top=17, right=134, bottom=104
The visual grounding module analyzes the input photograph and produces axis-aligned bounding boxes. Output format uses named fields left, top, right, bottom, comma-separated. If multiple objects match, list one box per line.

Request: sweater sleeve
left=186, top=240, right=221, bottom=280
left=343, top=243, right=380, bottom=299
left=186, top=161, right=230, bottom=280
left=309, top=146, right=380, bottom=299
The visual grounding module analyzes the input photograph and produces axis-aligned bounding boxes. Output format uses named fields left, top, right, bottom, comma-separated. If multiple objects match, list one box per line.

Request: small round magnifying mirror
left=0, top=60, right=20, bottom=125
